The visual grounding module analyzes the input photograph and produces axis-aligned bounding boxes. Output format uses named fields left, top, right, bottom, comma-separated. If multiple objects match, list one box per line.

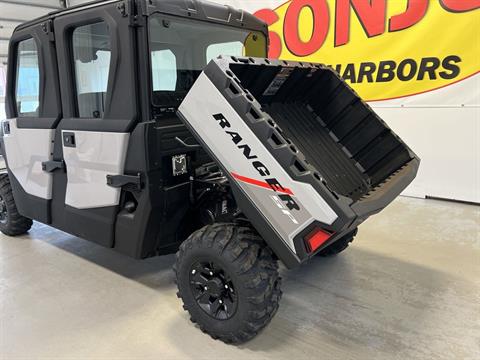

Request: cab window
left=15, top=38, right=40, bottom=117
left=149, top=15, right=267, bottom=107
left=72, top=22, right=111, bottom=118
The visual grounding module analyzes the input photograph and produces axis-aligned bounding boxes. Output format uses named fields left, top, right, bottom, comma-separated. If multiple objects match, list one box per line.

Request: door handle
left=42, top=160, right=65, bottom=173
left=106, top=173, right=143, bottom=191
left=3, top=121, right=10, bottom=135
left=63, top=132, right=76, bottom=148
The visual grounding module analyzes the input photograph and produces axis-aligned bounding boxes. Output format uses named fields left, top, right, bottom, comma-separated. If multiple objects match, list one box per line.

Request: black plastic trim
left=16, top=118, right=59, bottom=129
left=8, top=171, right=51, bottom=224
left=62, top=205, right=117, bottom=247
left=58, top=118, right=135, bottom=133
left=145, top=0, right=267, bottom=33
left=6, top=24, right=62, bottom=123
left=54, top=3, right=139, bottom=125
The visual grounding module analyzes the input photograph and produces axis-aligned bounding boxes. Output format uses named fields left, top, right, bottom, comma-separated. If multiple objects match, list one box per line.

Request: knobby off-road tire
left=174, top=223, right=282, bottom=344
left=0, top=174, right=32, bottom=236
left=316, top=228, right=358, bottom=257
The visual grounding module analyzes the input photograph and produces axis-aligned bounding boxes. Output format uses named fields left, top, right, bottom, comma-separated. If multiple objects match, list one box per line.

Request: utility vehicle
left=1, top=0, right=419, bottom=344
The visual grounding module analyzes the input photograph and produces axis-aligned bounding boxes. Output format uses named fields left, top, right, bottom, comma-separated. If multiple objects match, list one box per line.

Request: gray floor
left=0, top=197, right=479, bottom=360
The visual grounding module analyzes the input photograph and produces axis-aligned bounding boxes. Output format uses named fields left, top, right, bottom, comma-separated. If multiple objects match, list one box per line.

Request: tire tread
left=0, top=174, right=32, bottom=236
left=174, top=223, right=282, bottom=344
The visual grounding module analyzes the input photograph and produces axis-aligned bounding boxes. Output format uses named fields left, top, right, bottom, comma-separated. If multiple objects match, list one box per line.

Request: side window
left=15, top=38, right=40, bottom=117
left=151, top=49, right=177, bottom=91
left=72, top=22, right=111, bottom=118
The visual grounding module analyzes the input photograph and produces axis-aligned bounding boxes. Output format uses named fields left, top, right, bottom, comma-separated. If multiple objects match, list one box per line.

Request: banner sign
left=254, top=0, right=480, bottom=102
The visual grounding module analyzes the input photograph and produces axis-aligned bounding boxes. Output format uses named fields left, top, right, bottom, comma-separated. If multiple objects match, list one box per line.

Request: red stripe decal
left=231, top=172, right=294, bottom=195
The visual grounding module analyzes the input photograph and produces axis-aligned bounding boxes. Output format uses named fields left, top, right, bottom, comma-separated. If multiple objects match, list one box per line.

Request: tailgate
left=178, top=57, right=419, bottom=267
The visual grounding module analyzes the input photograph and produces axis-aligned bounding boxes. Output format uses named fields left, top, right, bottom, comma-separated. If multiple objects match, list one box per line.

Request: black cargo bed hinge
left=106, top=173, right=143, bottom=191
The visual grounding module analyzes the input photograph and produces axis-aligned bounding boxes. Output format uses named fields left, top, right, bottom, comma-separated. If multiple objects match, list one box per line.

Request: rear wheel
left=316, top=228, right=357, bottom=257
left=174, top=223, right=282, bottom=344
left=0, top=174, right=32, bottom=236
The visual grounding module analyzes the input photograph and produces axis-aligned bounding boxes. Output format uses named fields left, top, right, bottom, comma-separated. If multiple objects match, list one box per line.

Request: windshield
left=148, top=14, right=267, bottom=107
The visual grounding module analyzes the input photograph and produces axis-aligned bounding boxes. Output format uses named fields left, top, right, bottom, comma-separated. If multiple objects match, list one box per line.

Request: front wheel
left=0, top=174, right=32, bottom=236
left=174, top=223, right=282, bottom=344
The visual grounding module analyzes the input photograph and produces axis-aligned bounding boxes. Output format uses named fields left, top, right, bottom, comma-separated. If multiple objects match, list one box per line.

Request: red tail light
left=305, top=228, right=334, bottom=253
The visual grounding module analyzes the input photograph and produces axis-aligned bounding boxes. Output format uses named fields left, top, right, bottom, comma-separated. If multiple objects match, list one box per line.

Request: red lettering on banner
left=254, top=8, right=282, bottom=58
left=439, top=0, right=480, bottom=13
left=254, top=0, right=478, bottom=57
left=283, top=0, right=330, bottom=57
left=335, top=0, right=386, bottom=47
left=389, top=0, right=429, bottom=32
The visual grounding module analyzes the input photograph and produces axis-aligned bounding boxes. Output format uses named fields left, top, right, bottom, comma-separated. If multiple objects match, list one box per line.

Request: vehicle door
left=51, top=1, right=138, bottom=246
left=2, top=21, right=61, bottom=224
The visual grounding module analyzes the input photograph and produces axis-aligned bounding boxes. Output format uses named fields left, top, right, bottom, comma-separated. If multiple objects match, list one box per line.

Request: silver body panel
left=2, top=118, right=54, bottom=199
left=62, top=130, right=129, bottom=209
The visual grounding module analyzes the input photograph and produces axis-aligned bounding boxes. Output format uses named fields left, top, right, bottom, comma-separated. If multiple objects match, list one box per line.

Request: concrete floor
left=0, top=197, right=479, bottom=360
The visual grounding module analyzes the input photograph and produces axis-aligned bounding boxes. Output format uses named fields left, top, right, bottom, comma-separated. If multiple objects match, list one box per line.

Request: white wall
left=373, top=74, right=480, bottom=203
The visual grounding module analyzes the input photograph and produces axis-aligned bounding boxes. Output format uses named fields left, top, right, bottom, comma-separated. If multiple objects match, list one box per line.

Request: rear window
left=15, top=38, right=40, bottom=117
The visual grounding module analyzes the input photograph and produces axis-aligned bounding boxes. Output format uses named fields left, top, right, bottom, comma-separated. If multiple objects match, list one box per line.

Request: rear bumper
left=304, top=159, right=420, bottom=260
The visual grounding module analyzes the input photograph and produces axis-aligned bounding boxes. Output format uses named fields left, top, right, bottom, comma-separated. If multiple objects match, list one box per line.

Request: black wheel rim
left=0, top=195, right=7, bottom=224
left=189, top=261, right=238, bottom=320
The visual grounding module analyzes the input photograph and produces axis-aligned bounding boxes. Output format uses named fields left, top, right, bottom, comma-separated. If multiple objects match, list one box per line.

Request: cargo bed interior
left=229, top=61, right=413, bottom=202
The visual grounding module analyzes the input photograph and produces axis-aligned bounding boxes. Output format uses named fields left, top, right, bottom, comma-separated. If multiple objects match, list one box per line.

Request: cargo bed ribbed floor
left=229, top=60, right=414, bottom=202
left=265, top=103, right=370, bottom=200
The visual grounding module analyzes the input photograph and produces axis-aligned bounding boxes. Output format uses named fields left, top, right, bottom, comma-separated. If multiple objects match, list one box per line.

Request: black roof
left=15, top=0, right=266, bottom=33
